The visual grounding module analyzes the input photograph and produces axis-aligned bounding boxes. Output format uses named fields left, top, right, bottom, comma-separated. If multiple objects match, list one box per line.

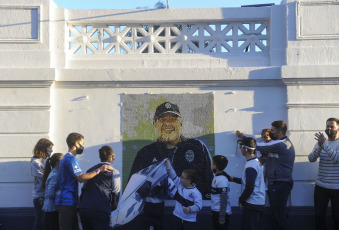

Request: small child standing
left=256, top=129, right=271, bottom=165
left=41, top=153, right=64, bottom=230
left=210, top=155, right=232, bottom=230
left=165, top=159, right=202, bottom=230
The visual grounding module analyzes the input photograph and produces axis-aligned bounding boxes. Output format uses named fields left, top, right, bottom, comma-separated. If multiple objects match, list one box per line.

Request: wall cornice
left=0, top=106, right=50, bottom=111
left=282, top=65, right=339, bottom=85
left=286, top=103, right=339, bottom=109
left=0, top=81, right=54, bottom=88
left=66, top=7, right=271, bottom=24
left=283, top=78, right=339, bottom=86
left=54, top=79, right=283, bottom=89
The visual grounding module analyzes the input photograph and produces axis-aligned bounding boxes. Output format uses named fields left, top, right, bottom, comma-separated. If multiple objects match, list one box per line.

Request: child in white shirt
left=165, top=159, right=202, bottom=230
left=211, top=155, right=232, bottom=230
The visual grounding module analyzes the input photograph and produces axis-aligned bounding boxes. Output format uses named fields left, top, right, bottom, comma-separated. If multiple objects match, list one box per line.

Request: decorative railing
left=68, top=21, right=269, bottom=55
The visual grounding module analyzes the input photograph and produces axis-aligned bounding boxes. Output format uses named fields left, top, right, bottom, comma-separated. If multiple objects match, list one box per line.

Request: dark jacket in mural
left=129, top=136, right=213, bottom=199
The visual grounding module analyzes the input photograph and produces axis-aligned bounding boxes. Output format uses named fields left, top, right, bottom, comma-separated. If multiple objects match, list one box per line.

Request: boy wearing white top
left=230, top=137, right=265, bottom=230
left=210, top=155, right=232, bottom=230
left=165, top=160, right=202, bottom=230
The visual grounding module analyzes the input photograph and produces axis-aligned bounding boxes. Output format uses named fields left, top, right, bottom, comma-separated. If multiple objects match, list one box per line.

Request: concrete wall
left=0, top=0, right=338, bottom=213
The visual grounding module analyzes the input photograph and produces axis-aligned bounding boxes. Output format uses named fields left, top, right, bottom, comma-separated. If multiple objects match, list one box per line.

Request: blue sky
left=54, top=0, right=282, bottom=9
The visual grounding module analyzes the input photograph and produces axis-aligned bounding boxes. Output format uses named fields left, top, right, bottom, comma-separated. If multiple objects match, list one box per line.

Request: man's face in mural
left=154, top=114, right=182, bottom=146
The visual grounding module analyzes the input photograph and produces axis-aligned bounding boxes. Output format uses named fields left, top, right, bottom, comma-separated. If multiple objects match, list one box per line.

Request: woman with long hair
left=31, top=138, right=54, bottom=230
left=42, top=153, right=63, bottom=230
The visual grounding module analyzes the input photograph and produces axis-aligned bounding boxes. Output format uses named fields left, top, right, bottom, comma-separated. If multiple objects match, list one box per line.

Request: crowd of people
left=30, top=101, right=339, bottom=230
left=30, top=133, right=121, bottom=230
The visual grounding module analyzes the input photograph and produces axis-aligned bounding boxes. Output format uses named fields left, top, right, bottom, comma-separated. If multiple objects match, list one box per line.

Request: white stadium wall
left=0, top=0, right=338, bottom=215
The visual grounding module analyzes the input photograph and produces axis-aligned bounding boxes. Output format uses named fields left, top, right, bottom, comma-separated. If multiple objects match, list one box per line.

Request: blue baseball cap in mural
left=154, top=102, right=181, bottom=120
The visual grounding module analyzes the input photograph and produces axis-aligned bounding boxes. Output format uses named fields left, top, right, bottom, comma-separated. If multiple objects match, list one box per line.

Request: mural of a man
left=129, top=101, right=213, bottom=230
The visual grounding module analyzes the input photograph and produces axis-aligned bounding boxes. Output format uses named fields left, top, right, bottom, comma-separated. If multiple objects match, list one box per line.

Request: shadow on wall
left=292, top=161, right=319, bottom=206
left=247, top=67, right=287, bottom=134
left=0, top=160, right=36, bottom=207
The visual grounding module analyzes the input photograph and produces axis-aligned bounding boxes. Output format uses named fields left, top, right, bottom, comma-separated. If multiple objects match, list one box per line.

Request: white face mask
left=46, top=148, right=53, bottom=156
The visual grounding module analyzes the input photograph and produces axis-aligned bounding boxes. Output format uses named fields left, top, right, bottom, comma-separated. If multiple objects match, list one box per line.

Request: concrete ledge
left=282, top=65, right=339, bottom=82
left=54, top=79, right=283, bottom=89
left=66, top=7, right=271, bottom=23
left=58, top=67, right=281, bottom=82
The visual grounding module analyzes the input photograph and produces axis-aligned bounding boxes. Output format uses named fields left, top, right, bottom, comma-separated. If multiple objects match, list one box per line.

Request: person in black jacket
left=78, top=145, right=121, bottom=230
left=129, top=101, right=213, bottom=230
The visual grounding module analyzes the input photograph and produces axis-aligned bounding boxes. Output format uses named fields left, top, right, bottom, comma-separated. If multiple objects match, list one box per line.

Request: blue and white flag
left=110, top=159, right=170, bottom=228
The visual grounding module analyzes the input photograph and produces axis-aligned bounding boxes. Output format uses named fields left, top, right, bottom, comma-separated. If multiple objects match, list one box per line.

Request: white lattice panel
left=68, top=22, right=269, bottom=55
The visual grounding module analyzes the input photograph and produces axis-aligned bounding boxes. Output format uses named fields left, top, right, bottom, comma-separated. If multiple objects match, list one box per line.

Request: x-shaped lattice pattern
left=68, top=22, right=269, bottom=55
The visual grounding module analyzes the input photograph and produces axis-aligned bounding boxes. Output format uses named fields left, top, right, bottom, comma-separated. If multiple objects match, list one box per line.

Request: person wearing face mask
left=308, top=117, right=339, bottom=230
left=31, top=138, right=54, bottom=230
left=55, top=133, right=113, bottom=230
left=236, top=120, right=295, bottom=230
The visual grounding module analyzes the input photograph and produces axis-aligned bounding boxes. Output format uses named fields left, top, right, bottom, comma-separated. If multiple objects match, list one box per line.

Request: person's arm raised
left=236, top=130, right=245, bottom=139
left=76, top=164, right=113, bottom=183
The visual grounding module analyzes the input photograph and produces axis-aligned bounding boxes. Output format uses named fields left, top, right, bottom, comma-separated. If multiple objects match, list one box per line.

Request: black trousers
left=56, top=205, right=79, bottom=230
left=267, top=181, right=293, bottom=230
left=79, top=208, right=110, bottom=230
left=211, top=211, right=230, bottom=230
left=314, top=185, right=339, bottom=230
left=45, top=211, right=59, bottom=230
left=139, top=202, right=165, bottom=230
left=171, top=215, right=196, bottom=230
left=241, top=206, right=264, bottom=230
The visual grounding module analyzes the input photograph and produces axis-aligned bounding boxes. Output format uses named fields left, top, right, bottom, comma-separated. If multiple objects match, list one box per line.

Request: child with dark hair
left=42, top=153, right=64, bottom=230
left=231, top=137, right=265, bottom=230
left=211, top=155, right=231, bottom=230
left=31, top=138, right=54, bottom=230
left=56, top=133, right=113, bottom=230
left=257, top=128, right=272, bottom=160
left=78, top=145, right=121, bottom=230
left=165, top=160, right=202, bottom=230
left=260, top=129, right=271, bottom=143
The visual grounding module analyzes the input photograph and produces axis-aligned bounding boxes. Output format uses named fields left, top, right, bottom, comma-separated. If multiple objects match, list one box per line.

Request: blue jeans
left=33, top=198, right=45, bottom=230
left=267, top=181, right=293, bottom=230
